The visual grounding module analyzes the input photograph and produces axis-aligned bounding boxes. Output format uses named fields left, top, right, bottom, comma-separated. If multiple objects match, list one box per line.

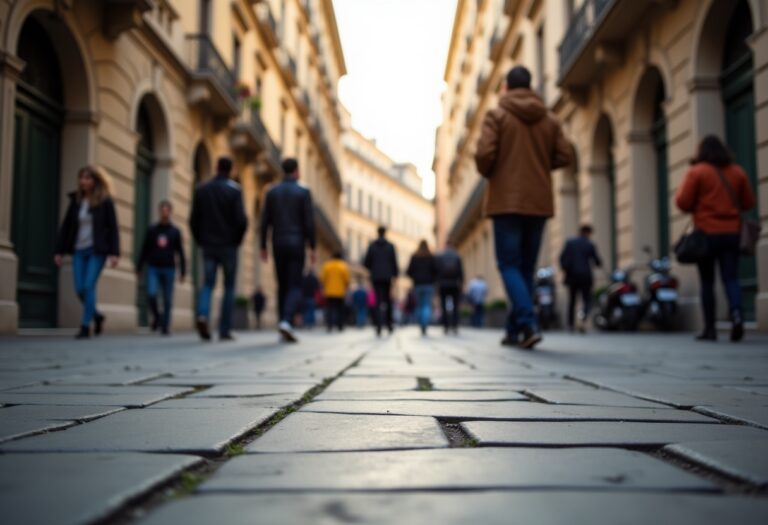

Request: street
left=1, top=328, right=768, bottom=524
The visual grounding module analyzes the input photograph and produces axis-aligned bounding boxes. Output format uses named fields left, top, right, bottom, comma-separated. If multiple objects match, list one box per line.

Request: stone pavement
left=1, top=328, right=768, bottom=524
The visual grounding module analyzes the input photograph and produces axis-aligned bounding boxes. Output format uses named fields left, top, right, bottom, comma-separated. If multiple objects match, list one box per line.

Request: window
left=233, top=35, right=241, bottom=79
left=199, top=0, right=212, bottom=34
left=368, top=195, right=373, bottom=218
left=535, top=23, right=546, bottom=100
left=345, top=183, right=352, bottom=208
left=279, top=109, right=286, bottom=148
left=357, top=189, right=362, bottom=212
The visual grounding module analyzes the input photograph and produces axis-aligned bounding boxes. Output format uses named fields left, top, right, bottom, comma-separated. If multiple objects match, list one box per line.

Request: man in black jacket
left=559, top=224, right=602, bottom=332
left=137, top=200, right=186, bottom=335
left=189, top=157, right=248, bottom=341
left=261, top=158, right=316, bottom=343
left=364, top=226, right=399, bottom=336
left=436, top=242, right=465, bottom=334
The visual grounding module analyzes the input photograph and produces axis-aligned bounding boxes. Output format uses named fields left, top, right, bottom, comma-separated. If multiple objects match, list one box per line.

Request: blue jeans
left=355, top=306, right=367, bottom=327
left=196, top=247, right=238, bottom=336
left=697, top=234, right=742, bottom=329
left=147, top=266, right=175, bottom=331
left=303, top=298, right=317, bottom=327
left=471, top=303, right=485, bottom=327
left=414, top=285, right=434, bottom=329
left=72, top=247, right=106, bottom=327
left=492, top=214, right=547, bottom=336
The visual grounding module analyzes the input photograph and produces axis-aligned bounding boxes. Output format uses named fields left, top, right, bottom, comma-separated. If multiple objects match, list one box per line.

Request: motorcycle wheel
left=654, top=303, right=676, bottom=331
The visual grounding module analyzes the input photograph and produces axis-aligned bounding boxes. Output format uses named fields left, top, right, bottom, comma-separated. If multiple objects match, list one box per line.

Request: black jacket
left=136, top=222, right=186, bottom=275
left=189, top=175, right=248, bottom=249
left=407, top=255, right=438, bottom=286
left=559, top=236, right=602, bottom=286
left=364, top=238, right=399, bottom=283
left=55, top=193, right=120, bottom=256
left=260, top=179, right=316, bottom=250
left=435, top=249, right=464, bottom=289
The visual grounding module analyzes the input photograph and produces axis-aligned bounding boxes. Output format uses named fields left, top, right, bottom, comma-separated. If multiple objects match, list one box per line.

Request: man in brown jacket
left=475, top=66, right=572, bottom=349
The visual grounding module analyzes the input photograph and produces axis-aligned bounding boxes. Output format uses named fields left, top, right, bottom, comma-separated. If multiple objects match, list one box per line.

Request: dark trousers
left=440, top=286, right=461, bottom=330
left=373, top=280, right=393, bottom=332
left=567, top=282, right=592, bottom=328
left=253, top=309, right=263, bottom=329
left=274, top=244, right=305, bottom=324
left=326, top=298, right=345, bottom=331
left=696, top=234, right=742, bottom=329
left=197, top=246, right=237, bottom=336
left=147, top=266, right=176, bottom=331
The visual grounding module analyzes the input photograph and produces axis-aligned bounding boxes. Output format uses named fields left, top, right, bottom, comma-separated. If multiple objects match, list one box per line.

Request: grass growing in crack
left=173, top=472, right=206, bottom=498
left=224, top=443, right=245, bottom=457
left=416, top=377, right=434, bottom=391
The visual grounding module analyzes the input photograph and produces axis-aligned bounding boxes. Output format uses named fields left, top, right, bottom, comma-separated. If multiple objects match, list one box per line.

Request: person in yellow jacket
left=320, top=252, right=351, bottom=332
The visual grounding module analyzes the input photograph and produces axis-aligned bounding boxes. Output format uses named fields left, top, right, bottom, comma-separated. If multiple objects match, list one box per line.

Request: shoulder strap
left=714, top=167, right=741, bottom=212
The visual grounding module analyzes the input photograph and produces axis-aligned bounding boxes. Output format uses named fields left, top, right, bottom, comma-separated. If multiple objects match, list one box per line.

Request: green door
left=721, top=2, right=758, bottom=321
left=607, top=151, right=618, bottom=270
left=134, top=146, right=154, bottom=327
left=653, top=94, right=670, bottom=258
left=12, top=90, right=63, bottom=328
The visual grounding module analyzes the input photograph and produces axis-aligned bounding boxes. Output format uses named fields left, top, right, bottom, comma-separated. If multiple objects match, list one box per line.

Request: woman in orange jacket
left=320, top=252, right=351, bottom=332
left=675, top=135, right=755, bottom=342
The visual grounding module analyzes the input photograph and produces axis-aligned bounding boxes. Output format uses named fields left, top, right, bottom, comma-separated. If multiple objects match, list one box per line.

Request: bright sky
left=333, top=0, right=458, bottom=199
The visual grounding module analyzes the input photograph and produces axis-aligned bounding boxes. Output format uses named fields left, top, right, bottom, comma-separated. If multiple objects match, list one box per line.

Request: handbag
left=674, top=222, right=710, bottom=264
left=714, top=168, right=762, bottom=256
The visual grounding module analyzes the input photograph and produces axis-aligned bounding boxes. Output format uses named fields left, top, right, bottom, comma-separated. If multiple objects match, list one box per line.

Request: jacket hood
left=499, top=89, right=547, bottom=124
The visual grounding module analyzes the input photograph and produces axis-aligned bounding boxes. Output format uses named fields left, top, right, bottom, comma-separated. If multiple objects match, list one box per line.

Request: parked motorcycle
left=534, top=267, right=558, bottom=330
left=642, top=249, right=679, bottom=331
left=594, top=268, right=642, bottom=331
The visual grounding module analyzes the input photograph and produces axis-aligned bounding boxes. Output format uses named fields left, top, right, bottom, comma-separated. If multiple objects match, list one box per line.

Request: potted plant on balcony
left=232, top=295, right=251, bottom=330
left=235, top=81, right=262, bottom=113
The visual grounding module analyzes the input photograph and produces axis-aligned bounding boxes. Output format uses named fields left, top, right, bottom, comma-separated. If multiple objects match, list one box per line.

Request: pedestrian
left=352, top=280, right=368, bottom=328
left=301, top=270, right=320, bottom=328
left=406, top=240, right=438, bottom=336
left=260, top=158, right=316, bottom=343
left=189, top=157, right=248, bottom=342
left=54, top=165, right=120, bottom=339
left=436, top=242, right=465, bottom=334
left=252, top=288, right=266, bottom=330
left=559, top=225, right=602, bottom=333
left=467, top=275, right=489, bottom=328
left=474, top=65, right=572, bottom=349
left=363, top=226, right=399, bottom=336
left=136, top=200, right=186, bottom=335
left=675, top=135, right=756, bottom=342
left=320, top=252, right=351, bottom=332
left=367, top=287, right=378, bottom=325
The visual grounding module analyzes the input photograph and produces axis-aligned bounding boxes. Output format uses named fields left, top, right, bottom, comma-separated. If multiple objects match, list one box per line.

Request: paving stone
left=202, top=447, right=714, bottom=492
left=0, top=405, right=124, bottom=442
left=321, top=376, right=419, bottom=392
left=314, top=390, right=528, bottom=402
left=693, top=405, right=768, bottom=429
left=524, top=388, right=669, bottom=408
left=49, top=370, right=169, bottom=386
left=303, top=400, right=717, bottom=422
left=0, top=406, right=276, bottom=454
left=136, top=493, right=768, bottom=525
left=146, top=375, right=322, bottom=386
left=150, top=396, right=296, bottom=410
left=247, top=412, right=448, bottom=452
left=0, top=385, right=192, bottom=408
left=187, top=383, right=315, bottom=397
left=464, top=421, right=768, bottom=447
left=0, top=453, right=200, bottom=525
left=666, top=440, right=768, bottom=486
left=583, top=384, right=768, bottom=408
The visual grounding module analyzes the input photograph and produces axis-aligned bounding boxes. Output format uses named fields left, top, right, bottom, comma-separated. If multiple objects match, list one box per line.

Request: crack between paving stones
left=99, top=351, right=368, bottom=525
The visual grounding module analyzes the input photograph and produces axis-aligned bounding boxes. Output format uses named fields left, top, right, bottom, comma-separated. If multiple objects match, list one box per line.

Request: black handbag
left=674, top=223, right=709, bottom=264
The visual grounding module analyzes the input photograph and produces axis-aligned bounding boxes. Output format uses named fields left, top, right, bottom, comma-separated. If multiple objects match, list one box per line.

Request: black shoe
left=519, top=327, right=543, bottom=350
left=695, top=329, right=717, bottom=342
left=421, top=325, right=427, bottom=336
left=161, top=328, right=171, bottom=336
left=731, top=323, right=744, bottom=342
left=75, top=326, right=90, bottom=339
left=220, top=333, right=236, bottom=342
left=196, top=317, right=211, bottom=341
left=150, top=317, right=159, bottom=332
left=501, top=334, right=518, bottom=347
left=93, top=313, right=105, bottom=336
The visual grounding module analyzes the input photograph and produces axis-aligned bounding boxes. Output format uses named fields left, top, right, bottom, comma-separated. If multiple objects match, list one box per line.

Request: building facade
left=341, top=127, right=435, bottom=303
left=0, top=0, right=345, bottom=334
left=435, top=0, right=768, bottom=330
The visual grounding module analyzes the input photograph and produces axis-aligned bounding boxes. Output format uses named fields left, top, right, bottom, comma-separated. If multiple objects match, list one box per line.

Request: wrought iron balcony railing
left=186, top=34, right=237, bottom=107
left=559, top=0, right=616, bottom=81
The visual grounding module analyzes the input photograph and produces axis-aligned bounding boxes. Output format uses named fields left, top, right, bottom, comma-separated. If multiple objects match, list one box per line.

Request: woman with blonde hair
left=54, top=165, right=120, bottom=339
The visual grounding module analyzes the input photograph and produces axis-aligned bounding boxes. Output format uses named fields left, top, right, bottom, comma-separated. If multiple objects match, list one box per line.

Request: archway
left=591, top=114, right=617, bottom=270
left=630, top=67, right=669, bottom=258
left=560, top=144, right=581, bottom=241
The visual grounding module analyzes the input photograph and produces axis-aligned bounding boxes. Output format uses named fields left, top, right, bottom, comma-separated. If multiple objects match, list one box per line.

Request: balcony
left=489, top=30, right=505, bottom=61
left=231, top=109, right=282, bottom=179
left=558, top=0, right=667, bottom=88
left=103, top=0, right=152, bottom=39
left=277, top=50, right=298, bottom=87
left=314, top=204, right=343, bottom=253
left=254, top=3, right=279, bottom=48
left=318, top=132, right=343, bottom=189
left=293, top=87, right=311, bottom=116
left=185, top=34, right=238, bottom=117
left=447, top=180, right=486, bottom=246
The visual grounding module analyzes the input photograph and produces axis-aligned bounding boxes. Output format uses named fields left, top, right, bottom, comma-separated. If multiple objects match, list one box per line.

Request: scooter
left=534, top=267, right=558, bottom=330
left=594, top=267, right=643, bottom=331
left=642, top=248, right=679, bottom=331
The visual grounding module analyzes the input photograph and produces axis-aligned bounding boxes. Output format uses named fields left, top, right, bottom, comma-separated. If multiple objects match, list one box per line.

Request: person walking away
left=364, top=226, right=399, bottom=336
left=320, top=252, right=350, bottom=332
left=559, top=225, right=602, bottom=333
left=367, top=287, right=378, bottom=325
left=252, top=288, right=266, bottom=330
left=301, top=270, right=320, bottom=328
left=189, top=157, right=248, bottom=342
left=406, top=240, right=438, bottom=336
left=260, top=158, right=316, bottom=343
left=467, top=275, right=489, bottom=328
left=54, top=166, right=120, bottom=339
left=474, top=66, right=572, bottom=350
left=136, top=200, right=186, bottom=335
left=675, top=135, right=756, bottom=342
left=352, top=280, right=368, bottom=327
left=436, top=242, right=465, bottom=334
